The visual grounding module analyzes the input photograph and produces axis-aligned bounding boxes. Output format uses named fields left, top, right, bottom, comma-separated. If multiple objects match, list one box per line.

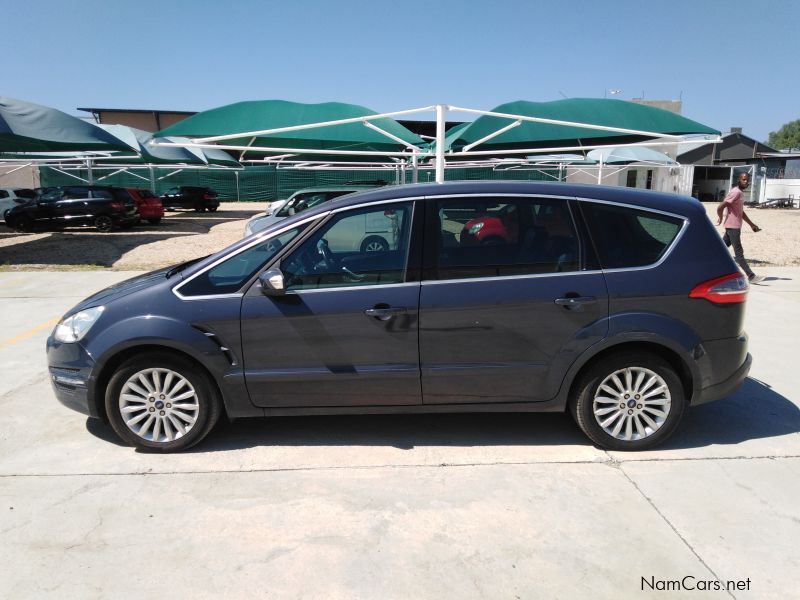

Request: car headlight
left=468, top=222, right=484, bottom=235
left=53, top=306, right=104, bottom=343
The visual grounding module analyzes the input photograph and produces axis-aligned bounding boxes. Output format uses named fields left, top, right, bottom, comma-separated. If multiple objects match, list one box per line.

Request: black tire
left=105, top=352, right=222, bottom=452
left=94, top=215, right=113, bottom=232
left=14, top=215, right=34, bottom=232
left=207, top=206, right=218, bottom=213
left=569, top=351, right=686, bottom=451
left=360, top=235, right=389, bottom=253
left=193, top=204, right=205, bottom=212
left=147, top=217, right=162, bottom=225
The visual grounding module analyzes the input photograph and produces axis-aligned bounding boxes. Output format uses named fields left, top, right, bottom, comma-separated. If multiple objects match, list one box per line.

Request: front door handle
left=365, top=306, right=408, bottom=320
left=554, top=296, right=597, bottom=309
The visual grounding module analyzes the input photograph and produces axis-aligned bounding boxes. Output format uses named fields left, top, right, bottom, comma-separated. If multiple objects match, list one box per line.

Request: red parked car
left=459, top=202, right=520, bottom=245
left=127, top=189, right=164, bottom=224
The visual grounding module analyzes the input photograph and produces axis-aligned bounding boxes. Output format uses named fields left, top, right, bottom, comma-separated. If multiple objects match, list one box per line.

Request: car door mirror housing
left=258, top=267, right=286, bottom=296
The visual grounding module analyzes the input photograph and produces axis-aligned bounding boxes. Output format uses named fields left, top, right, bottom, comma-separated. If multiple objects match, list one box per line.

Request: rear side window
left=433, top=196, right=580, bottom=280
left=580, top=202, right=683, bottom=269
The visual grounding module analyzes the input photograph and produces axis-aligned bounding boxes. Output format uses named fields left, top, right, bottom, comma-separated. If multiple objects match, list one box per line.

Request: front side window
left=179, top=225, right=308, bottom=296
left=580, top=202, right=683, bottom=269
left=281, top=202, right=412, bottom=291
left=434, top=196, right=579, bottom=280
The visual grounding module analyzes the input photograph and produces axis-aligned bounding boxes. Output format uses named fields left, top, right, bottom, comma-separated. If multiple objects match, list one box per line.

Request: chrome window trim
left=329, top=196, right=425, bottom=214
left=287, top=281, right=421, bottom=295
left=421, top=270, right=602, bottom=286
left=173, top=213, right=326, bottom=300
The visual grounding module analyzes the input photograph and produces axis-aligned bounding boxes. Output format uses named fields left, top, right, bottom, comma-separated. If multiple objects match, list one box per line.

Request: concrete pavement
left=0, top=269, right=798, bottom=599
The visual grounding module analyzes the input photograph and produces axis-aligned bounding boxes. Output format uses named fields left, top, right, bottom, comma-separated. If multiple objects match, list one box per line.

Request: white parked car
left=0, top=188, right=36, bottom=222
left=243, top=185, right=382, bottom=238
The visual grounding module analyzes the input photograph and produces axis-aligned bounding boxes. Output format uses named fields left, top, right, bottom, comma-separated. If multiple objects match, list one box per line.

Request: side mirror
left=258, top=267, right=286, bottom=296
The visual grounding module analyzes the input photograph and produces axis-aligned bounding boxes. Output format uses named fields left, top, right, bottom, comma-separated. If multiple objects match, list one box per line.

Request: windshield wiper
left=165, top=255, right=209, bottom=279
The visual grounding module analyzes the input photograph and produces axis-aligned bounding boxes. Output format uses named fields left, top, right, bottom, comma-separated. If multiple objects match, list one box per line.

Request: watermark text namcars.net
left=642, top=576, right=751, bottom=592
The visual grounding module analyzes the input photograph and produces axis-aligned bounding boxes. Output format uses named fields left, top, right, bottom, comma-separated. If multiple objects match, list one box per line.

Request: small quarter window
left=580, top=202, right=683, bottom=269
left=179, top=225, right=308, bottom=296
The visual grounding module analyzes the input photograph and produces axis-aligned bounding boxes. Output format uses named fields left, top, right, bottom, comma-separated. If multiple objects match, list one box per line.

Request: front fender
left=82, top=315, right=256, bottom=418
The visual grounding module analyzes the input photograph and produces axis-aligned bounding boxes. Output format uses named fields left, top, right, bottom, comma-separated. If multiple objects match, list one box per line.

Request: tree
left=767, top=120, right=800, bottom=150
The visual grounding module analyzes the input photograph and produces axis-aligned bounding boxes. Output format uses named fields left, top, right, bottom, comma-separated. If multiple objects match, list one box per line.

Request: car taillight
left=689, top=272, right=748, bottom=304
left=110, top=201, right=124, bottom=211
left=203, top=193, right=214, bottom=200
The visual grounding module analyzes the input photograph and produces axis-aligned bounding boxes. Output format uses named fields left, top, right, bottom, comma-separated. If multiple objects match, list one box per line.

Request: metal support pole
left=435, top=104, right=446, bottom=183
left=149, top=165, right=156, bottom=193
left=235, top=171, right=240, bottom=202
left=87, top=159, right=94, bottom=184
left=412, top=154, right=418, bottom=184
left=597, top=157, right=603, bottom=184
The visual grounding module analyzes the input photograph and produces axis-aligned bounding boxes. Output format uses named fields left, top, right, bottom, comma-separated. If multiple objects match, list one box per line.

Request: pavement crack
left=619, top=466, right=737, bottom=600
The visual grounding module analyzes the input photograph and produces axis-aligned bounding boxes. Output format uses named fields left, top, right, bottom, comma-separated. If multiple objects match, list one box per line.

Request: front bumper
left=46, top=336, right=100, bottom=418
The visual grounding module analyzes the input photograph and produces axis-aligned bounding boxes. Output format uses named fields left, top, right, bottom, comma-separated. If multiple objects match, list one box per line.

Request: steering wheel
left=315, top=238, right=336, bottom=270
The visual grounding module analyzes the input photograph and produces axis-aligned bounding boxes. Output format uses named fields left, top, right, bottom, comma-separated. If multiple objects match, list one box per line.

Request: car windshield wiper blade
left=165, top=255, right=209, bottom=279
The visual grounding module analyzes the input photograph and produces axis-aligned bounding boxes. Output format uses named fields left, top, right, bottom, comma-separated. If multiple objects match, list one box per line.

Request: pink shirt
left=722, top=187, right=744, bottom=229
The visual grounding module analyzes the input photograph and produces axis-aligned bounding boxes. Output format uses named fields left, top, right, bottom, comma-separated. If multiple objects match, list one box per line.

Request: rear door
left=240, top=200, right=423, bottom=408
left=419, top=194, right=609, bottom=404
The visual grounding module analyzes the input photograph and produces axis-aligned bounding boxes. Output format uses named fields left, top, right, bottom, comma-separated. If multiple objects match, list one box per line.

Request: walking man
left=716, top=173, right=763, bottom=283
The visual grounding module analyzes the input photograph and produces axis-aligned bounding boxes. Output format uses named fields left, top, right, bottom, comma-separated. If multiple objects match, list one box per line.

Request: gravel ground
left=0, top=201, right=798, bottom=271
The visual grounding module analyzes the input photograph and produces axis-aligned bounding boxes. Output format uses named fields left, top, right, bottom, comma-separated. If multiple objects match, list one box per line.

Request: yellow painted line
left=0, top=278, right=29, bottom=290
left=0, top=317, right=60, bottom=349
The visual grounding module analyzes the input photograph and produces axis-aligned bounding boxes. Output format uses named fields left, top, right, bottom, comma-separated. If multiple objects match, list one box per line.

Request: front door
left=419, top=195, right=609, bottom=404
left=241, top=201, right=423, bottom=408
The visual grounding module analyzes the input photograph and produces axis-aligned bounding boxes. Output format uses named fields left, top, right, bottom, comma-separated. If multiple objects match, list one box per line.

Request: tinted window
left=434, top=197, right=579, bottom=280
left=580, top=202, right=683, bottom=269
left=91, top=189, right=114, bottom=200
left=282, top=202, right=412, bottom=291
left=63, top=187, right=91, bottom=199
left=179, top=225, right=307, bottom=296
left=39, top=188, right=64, bottom=203
left=14, top=189, right=35, bottom=199
left=0, top=191, right=7, bottom=199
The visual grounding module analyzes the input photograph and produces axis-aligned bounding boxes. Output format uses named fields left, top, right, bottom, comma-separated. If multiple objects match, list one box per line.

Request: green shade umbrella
left=0, top=96, right=129, bottom=152
left=155, top=100, right=424, bottom=155
left=97, top=125, right=211, bottom=165
left=587, top=146, right=677, bottom=164
left=445, top=99, right=720, bottom=152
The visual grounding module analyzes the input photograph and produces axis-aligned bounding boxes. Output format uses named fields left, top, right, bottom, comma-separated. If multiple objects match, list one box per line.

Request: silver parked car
left=243, top=185, right=380, bottom=238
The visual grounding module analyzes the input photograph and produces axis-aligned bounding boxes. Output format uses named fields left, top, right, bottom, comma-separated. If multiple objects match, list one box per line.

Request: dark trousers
left=723, top=228, right=755, bottom=278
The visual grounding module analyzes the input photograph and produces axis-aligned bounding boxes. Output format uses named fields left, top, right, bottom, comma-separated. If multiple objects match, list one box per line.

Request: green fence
left=39, top=165, right=558, bottom=202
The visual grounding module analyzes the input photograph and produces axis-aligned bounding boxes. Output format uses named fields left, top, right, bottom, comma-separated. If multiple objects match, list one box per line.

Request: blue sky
left=3, top=0, right=798, bottom=142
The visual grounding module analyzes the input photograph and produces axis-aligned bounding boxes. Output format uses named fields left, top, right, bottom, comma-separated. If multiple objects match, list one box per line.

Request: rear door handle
left=554, top=296, right=597, bottom=309
left=365, top=306, right=408, bottom=320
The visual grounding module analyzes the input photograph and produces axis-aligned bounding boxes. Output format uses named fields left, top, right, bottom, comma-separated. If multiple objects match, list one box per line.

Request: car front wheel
left=94, top=215, right=113, bottom=232
left=105, top=353, right=221, bottom=452
left=570, top=352, right=686, bottom=451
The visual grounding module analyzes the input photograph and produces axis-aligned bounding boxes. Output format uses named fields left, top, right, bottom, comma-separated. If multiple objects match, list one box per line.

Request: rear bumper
left=137, top=205, right=164, bottom=219
left=693, top=352, right=752, bottom=405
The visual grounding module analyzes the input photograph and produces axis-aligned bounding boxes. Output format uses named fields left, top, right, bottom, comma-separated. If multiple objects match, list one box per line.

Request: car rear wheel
left=360, top=235, right=389, bottom=253
left=207, top=206, right=218, bottom=213
left=14, top=215, right=34, bottom=232
left=94, top=215, right=113, bottom=232
left=105, top=353, right=221, bottom=452
left=570, top=352, right=686, bottom=450
left=147, top=217, right=162, bottom=225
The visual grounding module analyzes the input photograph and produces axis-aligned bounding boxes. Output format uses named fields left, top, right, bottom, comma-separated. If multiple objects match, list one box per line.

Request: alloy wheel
left=119, top=368, right=200, bottom=443
left=592, top=367, right=671, bottom=442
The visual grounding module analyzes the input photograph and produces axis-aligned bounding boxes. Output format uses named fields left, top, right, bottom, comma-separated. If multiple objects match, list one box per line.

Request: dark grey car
left=47, top=182, right=751, bottom=452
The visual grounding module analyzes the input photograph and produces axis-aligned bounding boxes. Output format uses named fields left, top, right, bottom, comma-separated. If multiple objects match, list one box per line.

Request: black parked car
left=47, top=181, right=751, bottom=452
left=160, top=186, right=220, bottom=212
left=4, top=185, right=139, bottom=232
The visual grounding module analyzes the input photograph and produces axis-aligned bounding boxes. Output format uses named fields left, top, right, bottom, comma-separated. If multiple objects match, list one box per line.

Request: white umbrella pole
left=435, top=104, right=446, bottom=183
